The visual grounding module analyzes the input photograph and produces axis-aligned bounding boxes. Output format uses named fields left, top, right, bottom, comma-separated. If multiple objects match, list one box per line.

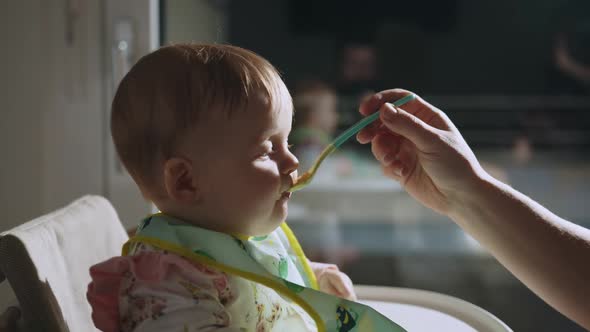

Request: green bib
left=123, top=214, right=407, bottom=332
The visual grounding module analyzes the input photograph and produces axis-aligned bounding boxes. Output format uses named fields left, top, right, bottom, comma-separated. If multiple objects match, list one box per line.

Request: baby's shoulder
left=128, top=241, right=227, bottom=277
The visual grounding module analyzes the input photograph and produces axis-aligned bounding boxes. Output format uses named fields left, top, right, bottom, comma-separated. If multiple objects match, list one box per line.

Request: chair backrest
left=0, top=195, right=128, bottom=332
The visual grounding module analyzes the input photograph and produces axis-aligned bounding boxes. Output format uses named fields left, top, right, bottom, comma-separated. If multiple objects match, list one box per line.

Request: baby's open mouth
left=280, top=191, right=292, bottom=200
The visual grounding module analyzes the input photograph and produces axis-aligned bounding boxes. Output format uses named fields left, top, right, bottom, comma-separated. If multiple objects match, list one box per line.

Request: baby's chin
left=243, top=217, right=285, bottom=237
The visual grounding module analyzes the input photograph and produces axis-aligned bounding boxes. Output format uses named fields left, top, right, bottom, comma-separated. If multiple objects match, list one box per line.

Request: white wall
left=41, top=0, right=104, bottom=214
left=0, top=0, right=45, bottom=237
left=0, top=0, right=104, bottom=308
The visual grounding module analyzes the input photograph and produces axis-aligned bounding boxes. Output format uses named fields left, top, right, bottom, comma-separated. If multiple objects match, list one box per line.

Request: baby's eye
left=256, top=142, right=273, bottom=160
left=257, top=150, right=271, bottom=160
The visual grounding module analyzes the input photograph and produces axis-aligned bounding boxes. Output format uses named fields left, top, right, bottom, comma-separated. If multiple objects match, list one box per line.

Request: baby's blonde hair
left=111, top=43, right=290, bottom=191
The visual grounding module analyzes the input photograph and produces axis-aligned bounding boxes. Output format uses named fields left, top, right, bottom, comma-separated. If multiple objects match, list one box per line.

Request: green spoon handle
left=332, top=93, right=416, bottom=148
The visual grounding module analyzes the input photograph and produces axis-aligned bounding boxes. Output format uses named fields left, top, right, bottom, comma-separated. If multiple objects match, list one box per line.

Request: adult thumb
left=379, top=103, right=438, bottom=149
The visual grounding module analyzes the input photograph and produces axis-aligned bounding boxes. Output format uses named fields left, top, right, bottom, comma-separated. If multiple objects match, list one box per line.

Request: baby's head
left=111, top=43, right=299, bottom=236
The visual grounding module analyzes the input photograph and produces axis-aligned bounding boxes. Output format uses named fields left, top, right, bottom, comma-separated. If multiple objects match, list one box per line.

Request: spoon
left=288, top=93, right=416, bottom=192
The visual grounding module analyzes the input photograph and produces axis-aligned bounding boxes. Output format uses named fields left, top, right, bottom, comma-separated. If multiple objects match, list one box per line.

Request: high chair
left=0, top=195, right=511, bottom=332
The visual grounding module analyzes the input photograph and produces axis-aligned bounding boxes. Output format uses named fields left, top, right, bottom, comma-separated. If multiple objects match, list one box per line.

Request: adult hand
left=357, top=89, right=487, bottom=215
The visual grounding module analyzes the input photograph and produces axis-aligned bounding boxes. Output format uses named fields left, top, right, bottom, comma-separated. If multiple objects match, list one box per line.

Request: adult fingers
left=371, top=132, right=403, bottom=164
left=379, top=103, right=441, bottom=151
left=360, top=88, right=451, bottom=131
left=359, top=88, right=415, bottom=116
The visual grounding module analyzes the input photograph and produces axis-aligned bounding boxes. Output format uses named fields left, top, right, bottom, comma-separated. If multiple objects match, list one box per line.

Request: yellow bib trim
left=280, top=223, right=319, bottom=290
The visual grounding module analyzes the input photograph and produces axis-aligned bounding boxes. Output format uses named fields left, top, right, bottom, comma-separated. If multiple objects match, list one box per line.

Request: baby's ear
left=162, top=157, right=200, bottom=203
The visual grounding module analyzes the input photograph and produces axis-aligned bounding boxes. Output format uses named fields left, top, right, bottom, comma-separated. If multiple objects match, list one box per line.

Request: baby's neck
left=155, top=207, right=255, bottom=238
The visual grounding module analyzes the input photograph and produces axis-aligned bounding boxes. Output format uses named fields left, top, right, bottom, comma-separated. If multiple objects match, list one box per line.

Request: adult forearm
left=448, top=175, right=590, bottom=329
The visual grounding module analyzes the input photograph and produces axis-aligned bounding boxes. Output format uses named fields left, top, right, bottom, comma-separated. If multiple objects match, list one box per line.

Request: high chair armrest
left=354, top=285, right=512, bottom=332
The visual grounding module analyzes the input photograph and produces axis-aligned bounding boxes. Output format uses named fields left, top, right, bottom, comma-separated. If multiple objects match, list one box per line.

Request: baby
left=86, top=44, right=356, bottom=332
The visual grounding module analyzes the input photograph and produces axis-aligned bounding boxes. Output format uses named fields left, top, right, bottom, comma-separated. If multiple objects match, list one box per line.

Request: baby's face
left=182, top=91, right=299, bottom=236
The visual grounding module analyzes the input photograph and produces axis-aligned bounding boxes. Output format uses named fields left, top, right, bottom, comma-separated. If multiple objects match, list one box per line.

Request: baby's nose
left=281, top=151, right=299, bottom=175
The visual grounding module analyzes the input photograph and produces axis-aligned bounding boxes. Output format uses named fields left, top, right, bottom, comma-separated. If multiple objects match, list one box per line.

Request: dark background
left=220, top=0, right=590, bottom=152
left=228, top=0, right=589, bottom=95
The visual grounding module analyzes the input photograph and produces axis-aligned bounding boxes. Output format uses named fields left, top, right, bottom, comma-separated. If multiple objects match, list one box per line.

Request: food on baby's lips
left=291, top=171, right=312, bottom=190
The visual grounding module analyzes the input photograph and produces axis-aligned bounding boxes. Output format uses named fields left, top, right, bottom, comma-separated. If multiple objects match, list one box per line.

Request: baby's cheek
left=250, top=166, right=282, bottom=189
left=258, top=175, right=282, bottom=198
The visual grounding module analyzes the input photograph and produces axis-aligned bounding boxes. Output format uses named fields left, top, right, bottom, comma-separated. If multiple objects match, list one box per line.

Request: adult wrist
left=446, top=170, right=499, bottom=223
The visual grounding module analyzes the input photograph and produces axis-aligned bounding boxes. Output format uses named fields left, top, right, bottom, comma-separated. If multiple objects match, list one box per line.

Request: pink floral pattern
left=87, top=236, right=323, bottom=331
left=87, top=245, right=236, bottom=331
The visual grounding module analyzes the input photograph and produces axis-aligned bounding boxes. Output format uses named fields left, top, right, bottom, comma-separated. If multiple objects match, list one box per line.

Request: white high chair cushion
left=0, top=195, right=128, bottom=332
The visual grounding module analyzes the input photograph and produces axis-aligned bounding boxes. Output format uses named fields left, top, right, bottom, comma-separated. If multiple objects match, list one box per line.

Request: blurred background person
left=291, top=80, right=341, bottom=172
